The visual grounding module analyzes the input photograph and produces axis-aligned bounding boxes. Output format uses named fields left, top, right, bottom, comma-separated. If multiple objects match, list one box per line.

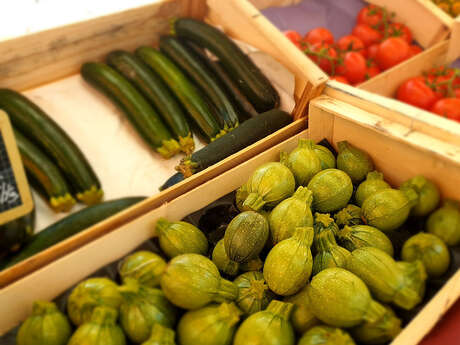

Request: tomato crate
left=0, top=0, right=331, bottom=287
left=0, top=94, right=459, bottom=345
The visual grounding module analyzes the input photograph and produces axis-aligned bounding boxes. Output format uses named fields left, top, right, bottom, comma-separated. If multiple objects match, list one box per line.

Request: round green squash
left=67, top=277, right=122, bottom=326
left=224, top=211, right=269, bottom=263
left=402, top=233, right=450, bottom=278
left=67, top=306, right=126, bottom=345
left=298, top=326, right=356, bottom=345
left=427, top=200, right=460, bottom=246
left=346, top=247, right=426, bottom=310
left=119, top=278, right=178, bottom=343
left=312, top=230, right=351, bottom=276
left=235, top=183, right=249, bottom=212
left=314, top=144, right=336, bottom=170
left=334, top=204, right=363, bottom=228
left=336, top=141, right=374, bottom=184
left=17, top=301, right=72, bottom=345
left=401, top=175, right=440, bottom=217
left=177, top=303, right=241, bottom=345
left=233, top=300, right=295, bottom=345
left=239, top=257, right=263, bottom=272
left=397, top=260, right=427, bottom=305
left=338, top=225, right=394, bottom=257
left=283, top=286, right=319, bottom=334
left=306, top=267, right=386, bottom=327
left=313, top=212, right=339, bottom=237
left=212, top=239, right=239, bottom=276
left=268, top=186, right=313, bottom=245
left=234, top=271, right=275, bottom=315
left=351, top=304, right=401, bottom=345
left=242, top=162, right=295, bottom=211
left=160, top=253, right=238, bottom=309
left=118, top=251, right=166, bottom=287
left=141, top=323, right=176, bottom=345
left=307, top=169, right=353, bottom=213
left=355, top=171, right=391, bottom=207
left=280, top=139, right=322, bottom=186
left=155, top=218, right=208, bottom=258
left=362, top=188, right=417, bottom=232
left=263, top=226, right=314, bottom=296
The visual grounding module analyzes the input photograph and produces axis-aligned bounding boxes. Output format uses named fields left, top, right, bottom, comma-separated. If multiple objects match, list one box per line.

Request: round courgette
left=81, top=62, right=181, bottom=159
left=136, top=47, right=224, bottom=142
left=159, top=35, right=239, bottom=131
left=0, top=196, right=145, bottom=269
left=106, top=50, right=194, bottom=154
left=14, top=129, right=76, bottom=212
left=0, top=89, right=102, bottom=205
left=173, top=18, right=279, bottom=113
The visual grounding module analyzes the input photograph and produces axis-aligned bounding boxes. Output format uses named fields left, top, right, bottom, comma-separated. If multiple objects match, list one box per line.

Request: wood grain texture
left=0, top=1, right=181, bottom=91
left=446, top=17, right=460, bottom=63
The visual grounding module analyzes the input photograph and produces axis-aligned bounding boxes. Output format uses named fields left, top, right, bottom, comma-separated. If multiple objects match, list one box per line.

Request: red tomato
left=431, top=98, right=460, bottom=122
left=307, top=42, right=338, bottom=74
left=284, top=30, right=302, bottom=48
left=304, top=27, right=334, bottom=45
left=455, top=89, right=460, bottom=99
left=367, top=44, right=379, bottom=60
left=365, top=60, right=381, bottom=80
left=376, top=37, right=410, bottom=70
left=336, top=52, right=367, bottom=84
left=388, top=23, right=413, bottom=43
left=352, top=24, right=383, bottom=47
left=331, top=75, right=350, bottom=84
left=397, top=76, right=437, bottom=110
left=357, top=5, right=384, bottom=29
left=407, top=45, right=422, bottom=58
left=337, top=35, right=365, bottom=55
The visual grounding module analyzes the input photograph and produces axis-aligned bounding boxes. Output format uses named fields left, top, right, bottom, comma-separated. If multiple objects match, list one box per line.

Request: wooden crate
left=0, top=0, right=318, bottom=287
left=1, top=95, right=459, bottom=345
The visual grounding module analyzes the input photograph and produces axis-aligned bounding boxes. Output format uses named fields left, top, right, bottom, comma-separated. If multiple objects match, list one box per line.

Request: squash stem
left=293, top=226, right=314, bottom=247
left=50, top=193, right=76, bottom=213
left=292, top=186, right=313, bottom=205
left=214, top=278, right=239, bottom=303
left=266, top=300, right=294, bottom=321
left=242, top=193, right=266, bottom=212
left=32, top=301, right=59, bottom=315
left=217, top=302, right=242, bottom=327
left=148, top=323, right=175, bottom=343
left=176, top=158, right=198, bottom=178
left=297, top=139, right=316, bottom=150
left=178, top=134, right=195, bottom=155
left=155, top=218, right=171, bottom=236
left=89, top=306, right=118, bottom=325
left=157, top=138, right=181, bottom=159
left=76, top=185, right=104, bottom=205
left=363, top=301, right=386, bottom=324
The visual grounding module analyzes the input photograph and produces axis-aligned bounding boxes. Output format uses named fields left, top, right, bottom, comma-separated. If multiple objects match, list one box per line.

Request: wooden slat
left=248, top=0, right=302, bottom=9
left=0, top=1, right=181, bottom=91
left=366, top=0, right=450, bottom=48
left=416, top=0, right=456, bottom=28
left=446, top=17, right=460, bottom=63
left=206, top=0, right=327, bottom=109
left=179, top=0, right=208, bottom=18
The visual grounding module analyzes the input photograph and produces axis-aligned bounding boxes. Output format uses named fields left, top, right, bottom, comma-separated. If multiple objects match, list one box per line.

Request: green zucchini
left=14, top=129, right=76, bottom=212
left=173, top=18, right=279, bottom=112
left=0, top=197, right=145, bottom=269
left=0, top=89, right=102, bottom=205
left=159, top=35, right=239, bottom=130
left=106, top=50, right=194, bottom=154
left=135, top=47, right=224, bottom=142
left=187, top=42, right=258, bottom=120
left=0, top=207, right=35, bottom=258
left=81, top=62, right=180, bottom=159
left=176, top=109, right=292, bottom=177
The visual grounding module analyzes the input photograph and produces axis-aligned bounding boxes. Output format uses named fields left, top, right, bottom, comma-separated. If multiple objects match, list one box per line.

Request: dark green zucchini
left=0, top=207, right=35, bottom=258
left=14, top=129, right=76, bottom=212
left=0, top=89, right=102, bottom=205
left=159, top=35, right=239, bottom=131
left=106, top=50, right=194, bottom=154
left=173, top=18, right=279, bottom=112
left=0, top=197, right=145, bottom=269
left=187, top=41, right=258, bottom=120
left=176, top=109, right=292, bottom=177
left=159, top=172, right=185, bottom=191
left=81, top=62, right=180, bottom=159
left=135, top=47, right=224, bottom=142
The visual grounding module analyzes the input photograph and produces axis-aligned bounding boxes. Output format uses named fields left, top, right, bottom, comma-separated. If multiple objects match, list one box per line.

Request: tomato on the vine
left=337, top=35, right=365, bottom=56
left=306, top=42, right=338, bottom=74
left=331, top=75, right=350, bottom=84
left=455, top=89, right=460, bottom=99
left=364, top=60, right=380, bottom=80
left=352, top=24, right=383, bottom=47
left=397, top=76, right=437, bottom=109
left=284, top=30, right=302, bottom=48
left=387, top=23, right=413, bottom=43
left=376, top=37, right=410, bottom=70
left=367, top=44, right=379, bottom=60
left=336, top=51, right=367, bottom=84
left=431, top=98, right=460, bottom=122
left=357, top=5, right=385, bottom=29
left=304, top=27, right=334, bottom=45
left=407, top=45, right=422, bottom=58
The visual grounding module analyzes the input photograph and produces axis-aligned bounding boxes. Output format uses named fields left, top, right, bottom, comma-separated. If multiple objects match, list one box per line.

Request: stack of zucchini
left=82, top=18, right=282, bottom=160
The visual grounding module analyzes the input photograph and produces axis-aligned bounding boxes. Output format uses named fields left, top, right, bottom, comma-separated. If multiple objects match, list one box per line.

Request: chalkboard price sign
left=0, top=110, right=33, bottom=225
